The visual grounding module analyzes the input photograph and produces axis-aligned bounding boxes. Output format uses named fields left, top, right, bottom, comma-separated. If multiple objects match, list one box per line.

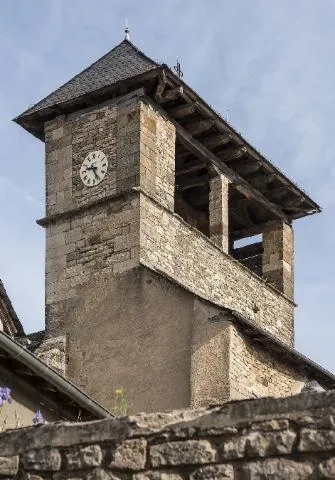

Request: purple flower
left=33, top=410, right=45, bottom=425
left=0, top=387, right=11, bottom=405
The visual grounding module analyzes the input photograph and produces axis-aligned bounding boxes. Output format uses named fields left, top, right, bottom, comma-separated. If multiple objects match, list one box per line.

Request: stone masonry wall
left=2, top=391, right=335, bottom=479
left=140, top=193, right=294, bottom=346
left=45, top=193, right=140, bottom=335
left=229, top=325, right=305, bottom=401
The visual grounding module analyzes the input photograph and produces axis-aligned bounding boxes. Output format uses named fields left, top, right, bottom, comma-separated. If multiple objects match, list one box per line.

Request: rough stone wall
left=262, top=221, right=294, bottom=299
left=45, top=193, right=140, bottom=335
left=229, top=325, right=305, bottom=401
left=140, top=192, right=294, bottom=346
left=34, top=336, right=67, bottom=376
left=2, top=391, right=335, bottom=479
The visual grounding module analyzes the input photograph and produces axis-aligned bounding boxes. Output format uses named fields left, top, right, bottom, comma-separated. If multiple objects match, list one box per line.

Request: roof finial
left=124, top=18, right=130, bottom=41
left=173, top=57, right=183, bottom=78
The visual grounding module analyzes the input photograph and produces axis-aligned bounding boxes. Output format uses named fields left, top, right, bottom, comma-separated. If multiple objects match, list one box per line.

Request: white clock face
left=79, top=151, right=108, bottom=187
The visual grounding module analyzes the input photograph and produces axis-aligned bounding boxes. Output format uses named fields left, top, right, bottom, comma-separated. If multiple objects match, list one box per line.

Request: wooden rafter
left=203, top=134, right=232, bottom=150
left=185, top=119, right=214, bottom=136
left=176, top=173, right=209, bottom=192
left=174, top=124, right=288, bottom=221
left=232, top=222, right=272, bottom=241
left=176, top=160, right=207, bottom=176
left=168, top=102, right=198, bottom=119
left=233, top=242, right=263, bottom=260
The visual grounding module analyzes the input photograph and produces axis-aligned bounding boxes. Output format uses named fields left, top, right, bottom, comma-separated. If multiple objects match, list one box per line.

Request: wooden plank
left=174, top=123, right=289, bottom=223
left=203, top=134, right=232, bottom=150
left=233, top=242, right=263, bottom=260
left=176, top=173, right=209, bottom=191
left=185, top=119, right=214, bottom=136
left=232, top=222, right=271, bottom=241
left=217, top=146, right=247, bottom=162
left=168, top=102, right=198, bottom=119
left=176, top=160, right=207, bottom=176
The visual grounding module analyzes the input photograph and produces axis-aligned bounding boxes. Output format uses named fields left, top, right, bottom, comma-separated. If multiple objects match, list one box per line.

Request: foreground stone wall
left=2, top=391, right=335, bottom=479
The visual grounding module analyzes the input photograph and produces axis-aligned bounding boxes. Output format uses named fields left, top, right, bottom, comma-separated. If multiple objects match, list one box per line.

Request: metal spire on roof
left=125, top=19, right=130, bottom=41
left=174, top=58, right=183, bottom=78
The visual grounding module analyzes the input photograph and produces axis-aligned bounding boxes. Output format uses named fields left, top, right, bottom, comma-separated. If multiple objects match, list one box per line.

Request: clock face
left=79, top=151, right=108, bottom=187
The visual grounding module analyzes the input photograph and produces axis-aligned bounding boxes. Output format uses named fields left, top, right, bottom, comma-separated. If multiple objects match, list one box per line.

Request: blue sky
left=1, top=0, right=335, bottom=371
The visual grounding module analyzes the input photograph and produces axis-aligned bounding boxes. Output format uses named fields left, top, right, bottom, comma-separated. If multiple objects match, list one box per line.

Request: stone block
left=245, top=430, right=296, bottom=457
left=298, top=428, right=335, bottom=452
left=241, top=458, right=314, bottom=480
left=150, top=440, right=217, bottom=467
left=190, top=464, right=234, bottom=479
left=87, top=468, right=120, bottom=480
left=109, top=439, right=146, bottom=470
left=0, top=456, right=19, bottom=476
left=22, top=448, right=61, bottom=471
left=133, top=472, right=183, bottom=480
left=319, top=457, right=335, bottom=478
left=65, top=445, right=102, bottom=469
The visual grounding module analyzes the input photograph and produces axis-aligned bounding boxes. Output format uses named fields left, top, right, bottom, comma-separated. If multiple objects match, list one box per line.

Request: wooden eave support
left=203, top=134, right=232, bottom=150
left=154, top=71, right=184, bottom=103
left=168, top=102, right=198, bottom=119
left=163, top=72, right=320, bottom=214
left=174, top=122, right=289, bottom=222
left=184, top=119, right=215, bottom=136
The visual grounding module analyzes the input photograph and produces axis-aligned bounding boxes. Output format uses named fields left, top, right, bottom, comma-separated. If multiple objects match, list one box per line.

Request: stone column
left=262, top=221, right=294, bottom=299
left=209, top=174, right=229, bottom=253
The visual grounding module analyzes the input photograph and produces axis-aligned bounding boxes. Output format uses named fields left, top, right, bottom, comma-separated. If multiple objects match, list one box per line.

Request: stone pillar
left=262, top=221, right=294, bottom=299
left=209, top=174, right=229, bottom=253
left=139, top=102, right=176, bottom=212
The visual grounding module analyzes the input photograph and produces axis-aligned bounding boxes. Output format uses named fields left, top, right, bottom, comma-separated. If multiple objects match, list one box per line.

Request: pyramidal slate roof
left=19, top=40, right=159, bottom=118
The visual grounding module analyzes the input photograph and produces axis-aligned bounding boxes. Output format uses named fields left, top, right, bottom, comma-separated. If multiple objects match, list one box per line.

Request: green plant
left=112, top=388, right=129, bottom=416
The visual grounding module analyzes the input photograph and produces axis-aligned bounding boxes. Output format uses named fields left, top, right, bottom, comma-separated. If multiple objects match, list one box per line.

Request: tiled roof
left=19, top=40, right=159, bottom=118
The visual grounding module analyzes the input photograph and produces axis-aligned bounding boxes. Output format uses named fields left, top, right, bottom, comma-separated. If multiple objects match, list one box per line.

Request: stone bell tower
left=15, top=39, right=326, bottom=413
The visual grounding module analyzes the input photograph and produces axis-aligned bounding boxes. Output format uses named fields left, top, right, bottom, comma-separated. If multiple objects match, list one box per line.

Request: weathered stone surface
left=318, top=458, right=335, bottom=478
left=249, top=419, right=289, bottom=432
left=65, top=445, right=102, bottom=470
left=221, top=436, right=246, bottom=460
left=241, top=459, right=314, bottom=480
left=26, top=475, right=47, bottom=480
left=298, top=428, right=335, bottom=452
left=133, top=472, right=183, bottom=480
left=109, top=439, right=146, bottom=470
left=87, top=468, right=120, bottom=480
left=23, top=448, right=61, bottom=471
left=245, top=430, right=296, bottom=457
left=150, top=440, right=217, bottom=467
left=190, top=463, right=234, bottom=479
left=0, top=456, right=19, bottom=476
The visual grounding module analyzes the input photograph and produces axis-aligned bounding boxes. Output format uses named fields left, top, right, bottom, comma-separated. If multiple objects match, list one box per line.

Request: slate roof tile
left=19, top=40, right=159, bottom=118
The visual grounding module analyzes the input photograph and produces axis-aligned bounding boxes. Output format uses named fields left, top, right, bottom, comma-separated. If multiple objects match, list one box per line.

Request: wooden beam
left=234, top=162, right=262, bottom=176
left=203, top=134, right=232, bottom=150
left=232, top=222, right=271, bottom=241
left=158, top=87, right=184, bottom=103
left=217, top=146, right=247, bottom=162
left=168, top=102, right=198, bottom=119
left=175, top=125, right=288, bottom=221
left=176, top=160, right=207, bottom=176
left=176, top=173, right=209, bottom=191
left=233, top=242, right=263, bottom=260
left=185, top=119, right=214, bottom=136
